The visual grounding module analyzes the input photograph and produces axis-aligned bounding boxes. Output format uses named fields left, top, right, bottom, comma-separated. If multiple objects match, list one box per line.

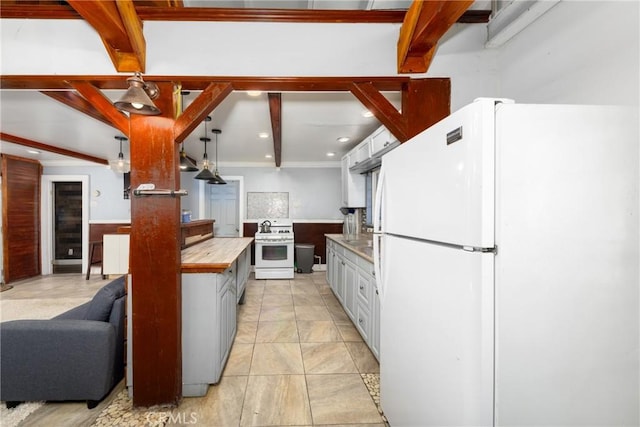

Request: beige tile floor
left=1, top=271, right=385, bottom=426
left=168, top=272, right=384, bottom=426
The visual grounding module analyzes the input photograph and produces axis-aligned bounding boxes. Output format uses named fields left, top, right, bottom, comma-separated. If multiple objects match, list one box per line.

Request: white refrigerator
left=373, top=98, right=639, bottom=426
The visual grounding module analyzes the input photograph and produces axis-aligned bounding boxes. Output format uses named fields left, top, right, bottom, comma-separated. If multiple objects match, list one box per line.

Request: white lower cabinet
left=103, top=234, right=129, bottom=275
left=326, top=237, right=380, bottom=361
left=180, top=264, right=237, bottom=397
left=343, top=259, right=357, bottom=321
left=236, top=247, right=250, bottom=303
left=127, top=260, right=247, bottom=398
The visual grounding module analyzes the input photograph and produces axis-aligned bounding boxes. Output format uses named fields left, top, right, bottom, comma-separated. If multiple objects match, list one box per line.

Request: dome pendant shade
left=114, top=73, right=161, bottom=116
left=110, top=136, right=131, bottom=173
left=208, top=171, right=226, bottom=185
left=180, top=147, right=198, bottom=172
left=195, top=167, right=215, bottom=180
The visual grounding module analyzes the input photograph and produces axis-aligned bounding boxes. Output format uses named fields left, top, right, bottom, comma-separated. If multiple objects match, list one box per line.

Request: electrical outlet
left=68, top=248, right=73, bottom=256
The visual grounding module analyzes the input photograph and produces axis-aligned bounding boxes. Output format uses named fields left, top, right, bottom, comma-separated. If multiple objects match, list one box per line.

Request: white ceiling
left=0, top=0, right=488, bottom=168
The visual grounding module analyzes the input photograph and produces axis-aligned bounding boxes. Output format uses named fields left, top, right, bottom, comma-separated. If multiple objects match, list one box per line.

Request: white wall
left=426, top=23, right=500, bottom=111
left=496, top=1, right=639, bottom=106
left=419, top=1, right=639, bottom=110
left=220, top=167, right=342, bottom=220
left=43, top=164, right=131, bottom=222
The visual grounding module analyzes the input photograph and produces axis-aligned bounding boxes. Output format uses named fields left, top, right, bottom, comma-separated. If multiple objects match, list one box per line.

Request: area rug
left=0, top=297, right=89, bottom=321
left=0, top=402, right=45, bottom=427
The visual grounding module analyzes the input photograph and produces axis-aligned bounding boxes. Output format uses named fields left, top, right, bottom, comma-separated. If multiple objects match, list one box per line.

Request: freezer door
left=379, top=234, right=494, bottom=426
left=380, top=98, right=508, bottom=248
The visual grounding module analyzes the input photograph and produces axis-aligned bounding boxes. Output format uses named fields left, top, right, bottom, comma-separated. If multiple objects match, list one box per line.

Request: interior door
left=206, top=180, right=239, bottom=237
left=1, top=154, right=42, bottom=283
left=53, top=181, right=82, bottom=273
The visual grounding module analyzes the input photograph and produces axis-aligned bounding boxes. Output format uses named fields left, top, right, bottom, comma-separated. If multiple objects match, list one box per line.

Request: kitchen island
left=127, top=237, right=253, bottom=398
left=325, top=234, right=379, bottom=360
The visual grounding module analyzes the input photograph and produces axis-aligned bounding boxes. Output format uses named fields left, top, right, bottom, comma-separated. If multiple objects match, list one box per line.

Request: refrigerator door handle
left=373, top=164, right=386, bottom=234
left=373, top=233, right=384, bottom=301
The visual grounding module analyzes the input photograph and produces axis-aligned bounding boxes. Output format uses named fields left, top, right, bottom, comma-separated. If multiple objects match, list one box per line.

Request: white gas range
left=254, top=218, right=295, bottom=279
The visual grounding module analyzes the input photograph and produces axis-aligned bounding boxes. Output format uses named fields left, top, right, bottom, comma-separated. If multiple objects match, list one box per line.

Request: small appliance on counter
left=340, top=207, right=362, bottom=241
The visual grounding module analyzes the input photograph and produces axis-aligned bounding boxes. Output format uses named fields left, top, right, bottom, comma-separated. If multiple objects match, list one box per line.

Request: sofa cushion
left=84, top=276, right=126, bottom=322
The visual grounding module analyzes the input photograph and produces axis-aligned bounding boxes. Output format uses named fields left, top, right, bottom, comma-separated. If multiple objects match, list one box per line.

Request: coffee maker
left=340, top=207, right=362, bottom=241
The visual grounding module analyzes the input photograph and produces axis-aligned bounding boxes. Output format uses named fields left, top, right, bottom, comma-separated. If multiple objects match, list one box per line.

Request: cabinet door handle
left=358, top=318, right=363, bottom=324
left=384, top=141, right=390, bottom=147
left=359, top=285, right=364, bottom=290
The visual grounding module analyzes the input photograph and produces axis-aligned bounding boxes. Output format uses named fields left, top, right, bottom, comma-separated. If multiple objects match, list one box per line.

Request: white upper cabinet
left=348, top=125, right=399, bottom=173
left=370, top=126, right=399, bottom=158
left=342, top=155, right=366, bottom=207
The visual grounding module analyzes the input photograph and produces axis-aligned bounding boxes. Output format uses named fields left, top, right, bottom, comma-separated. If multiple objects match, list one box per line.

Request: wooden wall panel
left=1, top=154, right=42, bottom=284
left=293, top=223, right=342, bottom=264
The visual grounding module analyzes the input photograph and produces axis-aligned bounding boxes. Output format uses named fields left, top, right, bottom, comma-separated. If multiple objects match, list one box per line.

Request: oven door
left=255, top=241, right=294, bottom=268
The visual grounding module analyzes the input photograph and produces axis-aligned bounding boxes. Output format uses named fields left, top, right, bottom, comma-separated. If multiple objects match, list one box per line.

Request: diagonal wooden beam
left=268, top=93, right=282, bottom=167
left=66, top=0, right=145, bottom=72
left=350, top=82, right=408, bottom=142
left=397, top=0, right=474, bottom=73
left=41, top=90, right=114, bottom=128
left=0, top=132, right=109, bottom=165
left=116, top=0, right=147, bottom=72
left=70, top=81, right=130, bottom=136
left=174, top=82, right=233, bottom=143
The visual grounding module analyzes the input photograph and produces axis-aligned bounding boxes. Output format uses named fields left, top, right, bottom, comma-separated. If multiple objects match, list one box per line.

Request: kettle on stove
left=259, top=220, right=271, bottom=233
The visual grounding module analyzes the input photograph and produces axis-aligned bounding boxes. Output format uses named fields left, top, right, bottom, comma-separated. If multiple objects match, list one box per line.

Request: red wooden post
left=129, top=82, right=182, bottom=407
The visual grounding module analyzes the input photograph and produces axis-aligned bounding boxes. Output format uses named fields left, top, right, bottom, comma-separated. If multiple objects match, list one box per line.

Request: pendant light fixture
left=208, top=129, right=227, bottom=185
left=180, top=142, right=198, bottom=172
left=178, top=91, right=198, bottom=172
left=109, top=136, right=131, bottom=173
left=194, top=116, right=215, bottom=180
left=114, top=72, right=161, bottom=115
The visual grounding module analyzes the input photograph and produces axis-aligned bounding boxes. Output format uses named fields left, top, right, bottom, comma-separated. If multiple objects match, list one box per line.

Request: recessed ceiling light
left=258, top=132, right=269, bottom=139
left=326, top=152, right=336, bottom=157
left=265, top=154, right=273, bottom=159
left=362, top=110, right=374, bottom=118
left=336, top=136, right=350, bottom=143
left=27, top=149, right=40, bottom=154
left=247, top=91, right=262, bottom=97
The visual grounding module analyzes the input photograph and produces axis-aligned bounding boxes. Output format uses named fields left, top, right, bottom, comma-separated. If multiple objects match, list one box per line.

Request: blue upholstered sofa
left=0, top=276, right=126, bottom=409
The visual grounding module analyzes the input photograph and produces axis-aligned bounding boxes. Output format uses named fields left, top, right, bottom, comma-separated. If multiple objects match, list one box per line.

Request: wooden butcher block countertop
left=181, top=237, right=253, bottom=273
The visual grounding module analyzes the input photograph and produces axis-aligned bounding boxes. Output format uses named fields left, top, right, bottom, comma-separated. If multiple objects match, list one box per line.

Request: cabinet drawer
left=357, top=273, right=372, bottom=305
left=355, top=303, right=370, bottom=342
left=343, top=247, right=358, bottom=264
left=357, top=257, right=375, bottom=277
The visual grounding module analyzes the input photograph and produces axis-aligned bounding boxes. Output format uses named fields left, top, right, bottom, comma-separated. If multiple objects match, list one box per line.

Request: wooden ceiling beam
left=1, top=76, right=410, bottom=91
left=0, top=4, right=489, bottom=23
left=0, top=132, right=109, bottom=165
left=268, top=93, right=282, bottom=168
left=41, top=90, right=114, bottom=128
left=397, top=0, right=474, bottom=74
left=350, top=82, right=408, bottom=142
left=174, top=82, right=233, bottom=144
left=70, top=81, right=131, bottom=136
left=66, top=0, right=146, bottom=72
